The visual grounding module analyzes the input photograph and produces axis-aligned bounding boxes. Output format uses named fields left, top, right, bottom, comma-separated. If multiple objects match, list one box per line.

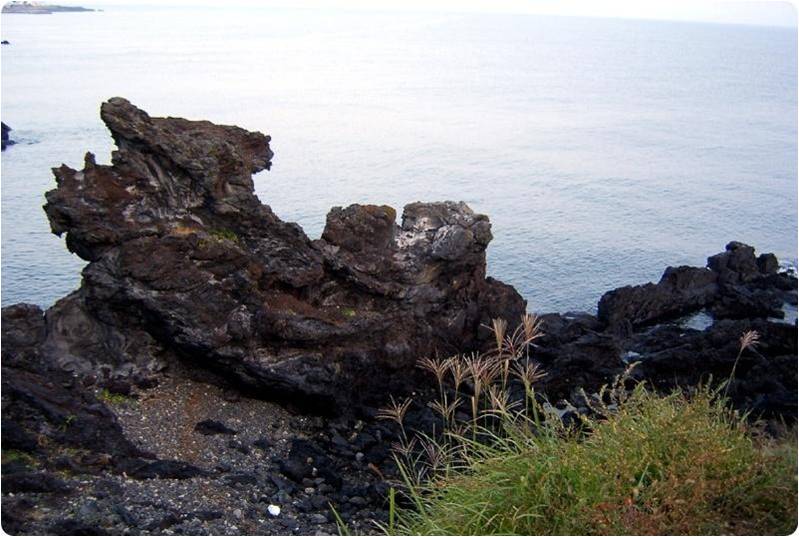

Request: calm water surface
left=2, top=7, right=797, bottom=312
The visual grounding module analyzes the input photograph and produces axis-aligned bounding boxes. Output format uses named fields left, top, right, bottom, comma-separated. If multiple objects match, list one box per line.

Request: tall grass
left=381, top=318, right=797, bottom=536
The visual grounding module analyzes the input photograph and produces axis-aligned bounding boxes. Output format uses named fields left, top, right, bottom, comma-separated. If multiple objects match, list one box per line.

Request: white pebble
left=267, top=504, right=281, bottom=517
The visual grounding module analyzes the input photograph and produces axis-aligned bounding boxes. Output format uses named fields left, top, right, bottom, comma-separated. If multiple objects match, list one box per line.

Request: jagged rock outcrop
left=536, top=242, right=797, bottom=418
left=1, top=99, right=529, bottom=532
left=597, top=265, right=719, bottom=331
left=2, top=98, right=794, bottom=420
left=33, top=97, right=525, bottom=410
left=597, top=241, right=795, bottom=334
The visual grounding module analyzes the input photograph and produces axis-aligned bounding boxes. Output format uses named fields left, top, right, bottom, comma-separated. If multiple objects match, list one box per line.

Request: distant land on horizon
left=2, top=1, right=96, bottom=13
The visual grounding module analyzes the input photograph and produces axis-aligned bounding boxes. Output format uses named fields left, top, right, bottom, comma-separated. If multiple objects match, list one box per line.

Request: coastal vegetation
left=98, top=388, right=132, bottom=405
left=209, top=228, right=241, bottom=244
left=381, top=325, right=798, bottom=536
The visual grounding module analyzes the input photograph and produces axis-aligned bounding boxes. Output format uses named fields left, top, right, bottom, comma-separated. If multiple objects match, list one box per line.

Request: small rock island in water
left=1, top=99, right=796, bottom=535
left=2, top=1, right=95, bottom=14
left=1, top=122, right=15, bottom=150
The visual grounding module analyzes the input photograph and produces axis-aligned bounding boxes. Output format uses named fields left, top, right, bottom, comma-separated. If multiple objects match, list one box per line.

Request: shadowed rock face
left=39, top=97, right=525, bottom=410
left=538, top=241, right=797, bottom=419
left=1, top=303, right=208, bottom=489
left=597, top=241, right=794, bottom=334
left=1, top=122, right=15, bottom=150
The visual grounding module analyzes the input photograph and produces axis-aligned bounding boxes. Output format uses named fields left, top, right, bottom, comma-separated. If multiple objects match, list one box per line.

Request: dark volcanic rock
left=32, top=97, right=524, bottom=411
left=756, top=252, right=780, bottom=275
left=537, top=243, right=797, bottom=419
left=536, top=319, right=624, bottom=399
left=597, top=241, right=795, bottom=332
left=48, top=519, right=108, bottom=536
left=0, top=98, right=524, bottom=534
left=710, top=284, right=784, bottom=320
left=707, top=241, right=761, bottom=284
left=1, top=300, right=222, bottom=495
left=194, top=419, right=238, bottom=435
left=119, top=459, right=208, bottom=480
left=1, top=305, right=145, bottom=464
left=629, top=318, right=797, bottom=419
left=597, top=266, right=718, bottom=332
left=280, top=438, right=342, bottom=489
left=1, top=122, right=15, bottom=150
left=1, top=303, right=46, bottom=363
left=537, top=308, right=797, bottom=422
left=39, top=291, right=167, bottom=387
left=2, top=471, right=73, bottom=493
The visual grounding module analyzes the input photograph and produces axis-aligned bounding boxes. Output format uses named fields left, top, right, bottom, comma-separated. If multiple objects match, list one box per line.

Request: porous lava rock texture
left=39, top=97, right=525, bottom=410
left=536, top=241, right=797, bottom=419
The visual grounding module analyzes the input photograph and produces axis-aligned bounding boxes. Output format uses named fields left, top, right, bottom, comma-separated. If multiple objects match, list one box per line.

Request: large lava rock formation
left=33, top=97, right=525, bottom=410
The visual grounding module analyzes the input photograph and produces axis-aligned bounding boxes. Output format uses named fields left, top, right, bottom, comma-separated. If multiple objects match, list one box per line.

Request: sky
left=73, top=0, right=797, bottom=28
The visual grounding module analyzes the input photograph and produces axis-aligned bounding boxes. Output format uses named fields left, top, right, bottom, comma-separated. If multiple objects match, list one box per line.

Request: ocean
left=1, top=6, right=796, bottom=313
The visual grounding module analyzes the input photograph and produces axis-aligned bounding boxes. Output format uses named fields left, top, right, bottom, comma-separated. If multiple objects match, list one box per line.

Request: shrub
left=382, top=320, right=797, bottom=536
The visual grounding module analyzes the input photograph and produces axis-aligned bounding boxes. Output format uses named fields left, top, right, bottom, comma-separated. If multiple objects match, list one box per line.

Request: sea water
left=2, top=6, right=796, bottom=312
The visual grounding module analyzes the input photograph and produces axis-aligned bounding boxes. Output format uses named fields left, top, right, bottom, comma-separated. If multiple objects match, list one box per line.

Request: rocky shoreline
left=2, top=2, right=95, bottom=14
left=2, top=99, right=796, bottom=535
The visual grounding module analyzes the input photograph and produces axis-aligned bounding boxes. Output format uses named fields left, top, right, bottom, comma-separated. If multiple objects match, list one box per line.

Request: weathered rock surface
left=33, top=97, right=525, bottom=410
left=0, top=304, right=211, bottom=503
left=597, top=266, right=719, bottom=332
left=628, top=318, right=797, bottom=418
left=537, top=241, right=797, bottom=419
left=0, top=100, right=526, bottom=533
left=0, top=98, right=529, bottom=532
left=597, top=241, right=795, bottom=334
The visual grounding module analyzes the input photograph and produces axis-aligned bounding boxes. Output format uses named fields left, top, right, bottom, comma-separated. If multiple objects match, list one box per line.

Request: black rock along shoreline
left=2, top=99, right=796, bottom=535
left=1, top=122, right=15, bottom=151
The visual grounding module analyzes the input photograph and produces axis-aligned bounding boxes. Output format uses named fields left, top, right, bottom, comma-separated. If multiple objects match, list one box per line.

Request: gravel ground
left=114, top=372, right=303, bottom=470
left=3, top=364, right=394, bottom=535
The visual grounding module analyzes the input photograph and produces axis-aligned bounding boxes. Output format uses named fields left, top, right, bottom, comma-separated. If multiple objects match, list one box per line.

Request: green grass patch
left=389, top=385, right=797, bottom=535
left=1, top=449, right=37, bottom=467
left=98, top=388, right=131, bottom=405
left=209, top=228, right=240, bottom=244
